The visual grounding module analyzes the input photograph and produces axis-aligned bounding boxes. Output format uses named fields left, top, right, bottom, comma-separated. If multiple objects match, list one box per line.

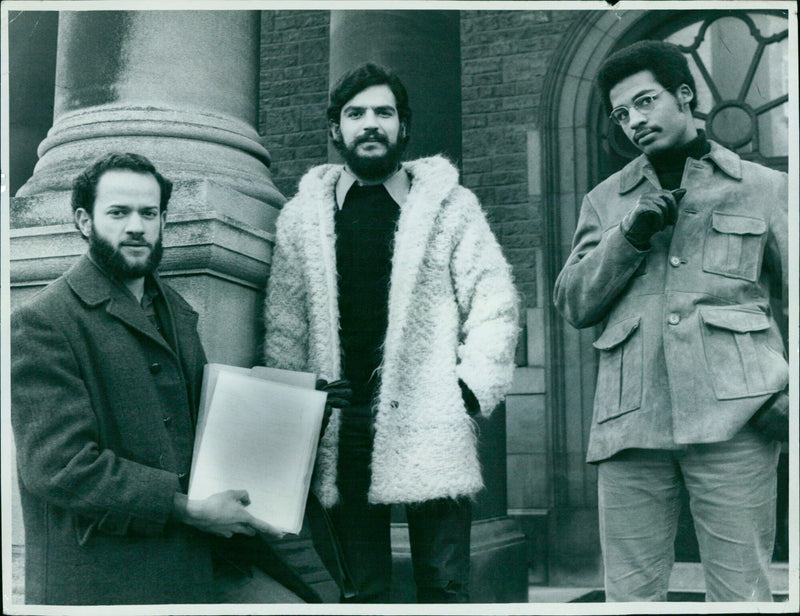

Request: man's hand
left=316, top=379, right=353, bottom=438
left=620, top=189, right=685, bottom=249
left=173, top=490, right=284, bottom=539
left=316, top=379, right=352, bottom=408
left=749, top=391, right=789, bottom=442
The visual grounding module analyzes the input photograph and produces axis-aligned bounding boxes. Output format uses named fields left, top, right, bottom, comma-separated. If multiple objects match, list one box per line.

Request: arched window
left=596, top=11, right=789, bottom=182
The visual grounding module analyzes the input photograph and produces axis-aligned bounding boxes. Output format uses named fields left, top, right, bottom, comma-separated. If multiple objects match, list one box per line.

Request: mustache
left=633, top=128, right=655, bottom=143
left=355, top=131, right=389, bottom=145
left=120, top=235, right=153, bottom=248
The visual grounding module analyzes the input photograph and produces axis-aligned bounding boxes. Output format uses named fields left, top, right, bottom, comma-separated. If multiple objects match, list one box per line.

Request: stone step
left=529, top=562, right=790, bottom=603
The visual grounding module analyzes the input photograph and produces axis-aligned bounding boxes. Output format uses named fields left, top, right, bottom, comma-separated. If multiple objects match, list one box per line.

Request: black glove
left=315, top=379, right=353, bottom=439
left=749, top=390, right=789, bottom=442
left=620, top=188, right=685, bottom=250
left=316, top=378, right=352, bottom=409
left=459, top=379, right=480, bottom=417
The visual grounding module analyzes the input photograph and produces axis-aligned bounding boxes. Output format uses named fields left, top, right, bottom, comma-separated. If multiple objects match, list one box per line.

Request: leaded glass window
left=600, top=11, right=789, bottom=174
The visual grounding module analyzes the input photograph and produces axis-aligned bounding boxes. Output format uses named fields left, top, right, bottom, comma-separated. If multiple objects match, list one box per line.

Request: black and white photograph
left=1, top=1, right=797, bottom=613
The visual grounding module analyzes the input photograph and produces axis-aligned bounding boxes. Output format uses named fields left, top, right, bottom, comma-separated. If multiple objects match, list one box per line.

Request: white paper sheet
left=188, top=366, right=326, bottom=534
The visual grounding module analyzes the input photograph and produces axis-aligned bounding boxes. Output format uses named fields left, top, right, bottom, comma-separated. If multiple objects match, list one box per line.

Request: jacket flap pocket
left=711, top=212, right=766, bottom=235
left=592, top=316, right=641, bottom=350
left=700, top=308, right=770, bottom=333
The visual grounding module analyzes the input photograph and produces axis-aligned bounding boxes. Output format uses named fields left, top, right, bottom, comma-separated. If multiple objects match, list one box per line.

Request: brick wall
left=460, top=10, right=578, bottom=310
left=259, top=9, right=581, bottom=310
left=259, top=10, right=331, bottom=199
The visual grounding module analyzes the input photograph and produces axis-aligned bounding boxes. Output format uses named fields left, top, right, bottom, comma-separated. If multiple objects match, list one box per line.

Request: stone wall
left=259, top=10, right=331, bottom=198
left=460, top=10, right=579, bottom=311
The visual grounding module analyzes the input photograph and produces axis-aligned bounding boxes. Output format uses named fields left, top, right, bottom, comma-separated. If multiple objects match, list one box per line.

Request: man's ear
left=329, top=121, right=342, bottom=141
left=676, top=84, right=694, bottom=110
left=74, top=208, right=92, bottom=239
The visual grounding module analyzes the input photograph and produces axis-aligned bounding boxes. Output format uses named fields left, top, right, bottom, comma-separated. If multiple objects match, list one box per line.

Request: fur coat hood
left=264, top=155, right=519, bottom=506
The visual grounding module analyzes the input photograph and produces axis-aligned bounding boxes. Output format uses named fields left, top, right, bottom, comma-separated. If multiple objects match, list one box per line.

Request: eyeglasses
left=609, top=89, right=666, bottom=126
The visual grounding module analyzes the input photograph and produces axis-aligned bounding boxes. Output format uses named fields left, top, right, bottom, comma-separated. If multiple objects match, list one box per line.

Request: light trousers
left=598, top=426, right=780, bottom=602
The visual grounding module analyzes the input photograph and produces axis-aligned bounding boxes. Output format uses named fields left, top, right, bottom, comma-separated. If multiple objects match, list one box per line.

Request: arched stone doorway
left=540, top=8, right=790, bottom=586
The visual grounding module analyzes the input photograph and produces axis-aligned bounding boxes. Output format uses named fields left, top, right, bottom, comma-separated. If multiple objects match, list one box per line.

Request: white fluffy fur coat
left=263, top=155, right=519, bottom=507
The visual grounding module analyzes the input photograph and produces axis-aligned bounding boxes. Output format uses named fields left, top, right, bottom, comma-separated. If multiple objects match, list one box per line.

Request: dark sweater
left=335, top=183, right=401, bottom=404
left=648, top=130, right=711, bottom=190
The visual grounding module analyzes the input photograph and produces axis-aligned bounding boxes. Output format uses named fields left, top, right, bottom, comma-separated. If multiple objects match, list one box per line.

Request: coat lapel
left=618, top=140, right=743, bottom=195
left=65, top=254, right=176, bottom=357
left=302, top=164, right=343, bottom=378
left=619, top=154, right=652, bottom=194
left=382, top=156, right=459, bottom=368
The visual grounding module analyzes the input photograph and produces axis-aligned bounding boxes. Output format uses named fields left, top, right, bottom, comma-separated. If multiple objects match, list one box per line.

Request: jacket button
left=669, top=256, right=681, bottom=267
left=162, top=416, right=172, bottom=425
left=390, top=400, right=399, bottom=409
left=150, top=362, right=162, bottom=374
left=668, top=313, right=680, bottom=325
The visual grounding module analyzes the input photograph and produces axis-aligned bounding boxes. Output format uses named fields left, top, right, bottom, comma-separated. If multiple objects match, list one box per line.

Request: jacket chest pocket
left=592, top=316, right=642, bottom=423
left=703, top=212, right=765, bottom=281
left=699, top=308, right=786, bottom=399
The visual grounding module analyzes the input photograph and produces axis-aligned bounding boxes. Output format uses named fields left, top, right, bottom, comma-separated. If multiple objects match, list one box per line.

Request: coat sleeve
left=450, top=194, right=519, bottom=417
left=553, top=193, right=647, bottom=329
left=11, top=304, right=181, bottom=539
left=263, top=206, right=310, bottom=371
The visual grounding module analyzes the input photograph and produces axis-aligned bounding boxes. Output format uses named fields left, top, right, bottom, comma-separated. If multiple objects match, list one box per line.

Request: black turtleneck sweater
left=648, top=130, right=711, bottom=190
left=335, top=183, right=401, bottom=404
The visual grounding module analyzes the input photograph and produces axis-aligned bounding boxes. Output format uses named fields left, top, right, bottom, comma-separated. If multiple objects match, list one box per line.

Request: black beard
left=334, top=133, right=406, bottom=182
left=89, top=228, right=164, bottom=280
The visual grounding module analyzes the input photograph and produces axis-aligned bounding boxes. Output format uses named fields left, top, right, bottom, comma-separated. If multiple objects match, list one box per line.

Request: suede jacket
left=554, top=141, right=788, bottom=463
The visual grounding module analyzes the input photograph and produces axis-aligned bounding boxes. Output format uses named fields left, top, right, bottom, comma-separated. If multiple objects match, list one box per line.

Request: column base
left=10, top=179, right=280, bottom=366
left=546, top=505, right=603, bottom=587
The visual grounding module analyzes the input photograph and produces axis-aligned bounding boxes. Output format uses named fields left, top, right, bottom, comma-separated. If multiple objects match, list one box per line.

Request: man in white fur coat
left=263, top=63, right=519, bottom=603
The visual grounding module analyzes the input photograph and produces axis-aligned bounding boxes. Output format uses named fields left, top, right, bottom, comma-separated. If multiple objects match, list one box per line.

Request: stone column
left=328, top=10, right=526, bottom=602
left=8, top=11, right=293, bottom=602
left=11, top=10, right=283, bottom=365
left=328, top=10, right=462, bottom=165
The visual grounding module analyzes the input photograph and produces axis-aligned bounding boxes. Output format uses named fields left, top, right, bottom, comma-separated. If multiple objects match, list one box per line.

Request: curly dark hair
left=71, top=152, right=173, bottom=223
left=327, top=62, right=411, bottom=147
left=597, top=40, right=698, bottom=115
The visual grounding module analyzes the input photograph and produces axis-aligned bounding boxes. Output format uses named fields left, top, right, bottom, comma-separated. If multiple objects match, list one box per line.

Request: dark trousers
left=329, top=404, right=472, bottom=603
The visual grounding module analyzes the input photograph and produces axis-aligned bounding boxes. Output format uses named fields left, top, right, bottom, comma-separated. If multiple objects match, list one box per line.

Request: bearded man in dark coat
left=10, top=152, right=302, bottom=605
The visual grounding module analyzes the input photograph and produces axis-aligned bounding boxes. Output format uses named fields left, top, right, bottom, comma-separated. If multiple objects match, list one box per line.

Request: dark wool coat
left=554, top=141, right=788, bottom=463
left=11, top=255, right=214, bottom=605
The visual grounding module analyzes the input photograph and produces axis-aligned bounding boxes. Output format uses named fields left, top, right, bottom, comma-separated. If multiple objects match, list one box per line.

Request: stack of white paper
left=188, top=364, right=325, bottom=535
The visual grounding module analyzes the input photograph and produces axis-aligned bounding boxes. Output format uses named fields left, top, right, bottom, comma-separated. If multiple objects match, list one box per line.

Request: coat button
left=150, top=362, right=162, bottom=374
left=162, top=416, right=172, bottom=425
left=668, top=313, right=680, bottom=325
left=669, top=256, right=681, bottom=267
left=390, top=400, right=399, bottom=409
